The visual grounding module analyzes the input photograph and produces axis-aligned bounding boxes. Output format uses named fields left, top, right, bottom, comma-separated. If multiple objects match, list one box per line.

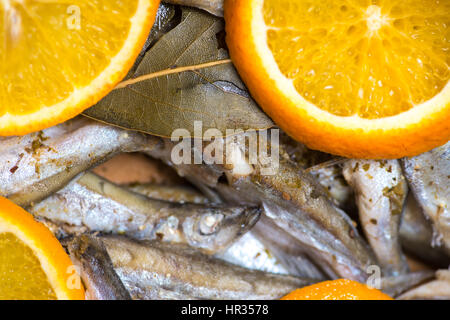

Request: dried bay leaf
left=130, top=3, right=179, bottom=74
left=84, top=9, right=273, bottom=138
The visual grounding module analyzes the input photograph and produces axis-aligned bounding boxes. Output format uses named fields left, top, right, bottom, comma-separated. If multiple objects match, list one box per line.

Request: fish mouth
left=198, top=206, right=261, bottom=237
left=224, top=206, right=262, bottom=235
left=241, top=206, right=262, bottom=232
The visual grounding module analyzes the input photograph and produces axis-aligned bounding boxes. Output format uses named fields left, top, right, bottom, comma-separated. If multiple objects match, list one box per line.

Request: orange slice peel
left=225, top=0, right=450, bottom=159
left=0, top=196, right=85, bottom=300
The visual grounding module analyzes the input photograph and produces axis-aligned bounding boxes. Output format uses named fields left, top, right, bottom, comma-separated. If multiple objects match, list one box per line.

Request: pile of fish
left=1, top=116, right=448, bottom=300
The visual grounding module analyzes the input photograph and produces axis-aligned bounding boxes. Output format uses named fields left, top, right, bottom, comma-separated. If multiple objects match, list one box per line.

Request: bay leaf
left=163, top=0, right=223, bottom=17
left=84, top=9, right=273, bottom=138
left=130, top=3, right=179, bottom=74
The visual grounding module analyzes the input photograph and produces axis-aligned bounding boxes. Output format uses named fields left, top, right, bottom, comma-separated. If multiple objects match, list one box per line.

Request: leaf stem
left=115, top=59, right=232, bottom=89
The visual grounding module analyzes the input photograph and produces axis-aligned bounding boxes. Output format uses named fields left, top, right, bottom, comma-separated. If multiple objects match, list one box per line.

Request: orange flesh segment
left=0, top=196, right=85, bottom=300
left=263, top=0, right=450, bottom=118
left=0, top=1, right=138, bottom=116
left=0, top=232, right=56, bottom=300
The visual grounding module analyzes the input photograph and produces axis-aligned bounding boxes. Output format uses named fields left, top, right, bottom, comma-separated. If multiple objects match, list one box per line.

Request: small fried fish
left=30, top=172, right=260, bottom=254
left=63, top=235, right=131, bottom=300
left=402, top=142, right=450, bottom=254
left=102, top=235, right=317, bottom=300
left=0, top=117, right=154, bottom=207
left=398, top=270, right=450, bottom=300
left=145, top=132, right=377, bottom=282
left=400, top=194, right=450, bottom=267
left=343, top=159, right=409, bottom=276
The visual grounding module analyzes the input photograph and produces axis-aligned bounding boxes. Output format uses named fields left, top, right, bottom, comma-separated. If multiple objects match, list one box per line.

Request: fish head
left=181, top=206, right=261, bottom=254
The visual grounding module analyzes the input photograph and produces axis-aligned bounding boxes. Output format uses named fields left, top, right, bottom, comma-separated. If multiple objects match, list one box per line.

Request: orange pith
left=0, top=0, right=160, bottom=136
left=225, top=0, right=450, bottom=159
left=281, top=279, right=393, bottom=300
left=0, top=196, right=85, bottom=300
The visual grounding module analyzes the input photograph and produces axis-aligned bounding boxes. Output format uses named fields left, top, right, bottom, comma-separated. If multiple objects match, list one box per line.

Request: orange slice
left=0, top=0, right=160, bottom=136
left=281, top=279, right=393, bottom=300
left=0, top=196, right=85, bottom=300
left=225, top=0, right=450, bottom=158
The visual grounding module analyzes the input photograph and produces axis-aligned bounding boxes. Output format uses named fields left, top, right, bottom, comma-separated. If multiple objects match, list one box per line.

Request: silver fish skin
left=398, top=270, right=450, bottom=300
left=144, top=133, right=377, bottom=282
left=402, top=142, right=450, bottom=254
left=136, top=179, right=327, bottom=279
left=127, top=180, right=291, bottom=275
left=400, top=194, right=450, bottom=267
left=0, top=117, right=153, bottom=207
left=343, top=159, right=409, bottom=276
left=379, top=271, right=434, bottom=298
left=184, top=175, right=327, bottom=279
left=128, top=179, right=323, bottom=278
left=30, top=172, right=260, bottom=254
left=102, top=235, right=316, bottom=300
left=205, top=180, right=330, bottom=280
left=216, top=232, right=290, bottom=276
left=129, top=183, right=209, bottom=204
left=309, top=164, right=353, bottom=210
left=63, top=235, right=131, bottom=300
left=218, top=217, right=327, bottom=280
left=277, top=133, right=352, bottom=209
left=163, top=0, right=223, bottom=16
left=212, top=141, right=375, bottom=282
left=250, top=214, right=327, bottom=280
